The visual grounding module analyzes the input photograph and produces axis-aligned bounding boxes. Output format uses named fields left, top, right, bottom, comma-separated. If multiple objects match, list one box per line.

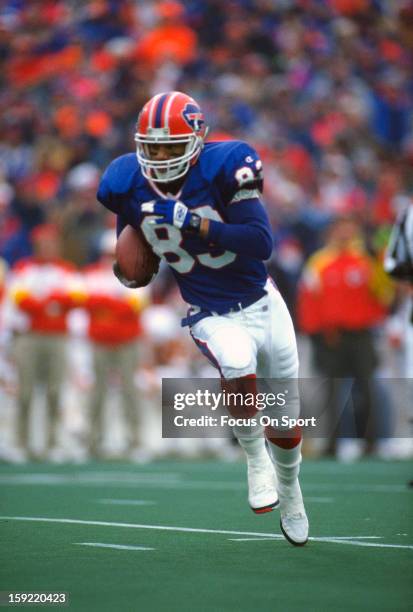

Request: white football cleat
left=279, top=480, right=309, bottom=546
left=247, top=451, right=279, bottom=514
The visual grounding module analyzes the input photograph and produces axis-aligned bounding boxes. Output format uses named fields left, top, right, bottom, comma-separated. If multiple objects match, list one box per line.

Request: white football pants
left=190, top=279, right=302, bottom=481
left=190, top=279, right=299, bottom=381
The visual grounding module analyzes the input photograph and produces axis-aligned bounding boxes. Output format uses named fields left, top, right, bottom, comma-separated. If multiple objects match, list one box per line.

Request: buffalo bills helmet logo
left=182, top=103, right=205, bottom=132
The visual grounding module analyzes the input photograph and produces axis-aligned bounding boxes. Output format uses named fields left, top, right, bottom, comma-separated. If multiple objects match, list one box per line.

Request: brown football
left=115, top=225, right=160, bottom=287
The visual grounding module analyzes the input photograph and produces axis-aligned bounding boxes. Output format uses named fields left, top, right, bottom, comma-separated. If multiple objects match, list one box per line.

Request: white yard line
left=0, top=516, right=411, bottom=551
left=74, top=542, right=154, bottom=551
left=229, top=536, right=382, bottom=542
left=312, top=538, right=413, bottom=550
left=228, top=538, right=281, bottom=542
left=227, top=537, right=413, bottom=550
left=97, top=499, right=157, bottom=506
left=0, top=515, right=286, bottom=537
left=309, top=536, right=382, bottom=540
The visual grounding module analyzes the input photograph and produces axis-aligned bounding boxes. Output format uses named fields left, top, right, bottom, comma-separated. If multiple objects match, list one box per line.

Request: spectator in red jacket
left=82, top=230, right=149, bottom=459
left=7, top=224, right=82, bottom=461
left=297, top=216, right=394, bottom=459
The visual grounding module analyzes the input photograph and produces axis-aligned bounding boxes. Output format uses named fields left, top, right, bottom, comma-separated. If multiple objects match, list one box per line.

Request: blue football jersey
left=97, top=140, right=272, bottom=310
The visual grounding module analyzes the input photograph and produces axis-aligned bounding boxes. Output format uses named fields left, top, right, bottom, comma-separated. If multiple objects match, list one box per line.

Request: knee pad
left=265, top=424, right=302, bottom=449
left=221, top=374, right=258, bottom=418
left=221, top=375, right=264, bottom=440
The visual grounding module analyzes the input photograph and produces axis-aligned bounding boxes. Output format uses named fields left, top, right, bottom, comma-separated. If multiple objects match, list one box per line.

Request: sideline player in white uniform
left=97, top=91, right=309, bottom=545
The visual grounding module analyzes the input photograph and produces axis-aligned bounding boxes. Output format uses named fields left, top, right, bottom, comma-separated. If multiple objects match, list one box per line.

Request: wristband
left=186, top=213, right=202, bottom=233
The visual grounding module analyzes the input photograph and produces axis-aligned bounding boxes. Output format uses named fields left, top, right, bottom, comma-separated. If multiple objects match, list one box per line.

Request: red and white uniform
left=82, top=261, right=148, bottom=345
left=7, top=257, right=81, bottom=334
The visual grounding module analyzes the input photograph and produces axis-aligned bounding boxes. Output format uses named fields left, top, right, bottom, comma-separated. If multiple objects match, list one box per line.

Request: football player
left=97, top=91, right=309, bottom=546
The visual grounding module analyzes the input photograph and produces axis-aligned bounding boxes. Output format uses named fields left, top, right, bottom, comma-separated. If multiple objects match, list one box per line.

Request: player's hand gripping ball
left=115, top=225, right=160, bottom=288
left=141, top=199, right=192, bottom=229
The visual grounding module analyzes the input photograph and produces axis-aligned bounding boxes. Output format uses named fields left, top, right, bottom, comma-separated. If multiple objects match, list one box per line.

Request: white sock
left=236, top=435, right=267, bottom=464
left=267, top=441, right=302, bottom=491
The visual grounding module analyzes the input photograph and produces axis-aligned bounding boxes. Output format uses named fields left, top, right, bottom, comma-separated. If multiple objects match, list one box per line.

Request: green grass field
left=0, top=459, right=412, bottom=611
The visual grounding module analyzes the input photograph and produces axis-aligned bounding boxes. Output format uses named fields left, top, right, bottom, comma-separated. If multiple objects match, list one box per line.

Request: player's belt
left=181, top=289, right=267, bottom=327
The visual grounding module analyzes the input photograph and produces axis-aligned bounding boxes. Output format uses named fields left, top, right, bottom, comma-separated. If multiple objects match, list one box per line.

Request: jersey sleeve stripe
left=230, top=189, right=261, bottom=204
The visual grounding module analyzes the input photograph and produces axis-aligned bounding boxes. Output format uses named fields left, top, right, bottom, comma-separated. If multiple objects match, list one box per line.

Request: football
left=115, top=225, right=160, bottom=287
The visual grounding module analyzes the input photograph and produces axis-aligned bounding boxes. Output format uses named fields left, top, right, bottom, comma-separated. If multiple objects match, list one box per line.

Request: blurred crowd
left=0, top=0, right=413, bottom=463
